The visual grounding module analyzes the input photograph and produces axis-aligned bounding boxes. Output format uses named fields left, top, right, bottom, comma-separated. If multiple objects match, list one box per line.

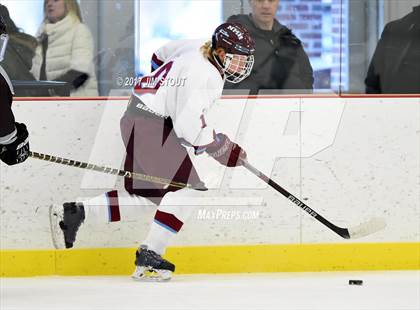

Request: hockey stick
left=242, top=161, right=386, bottom=239
left=29, top=151, right=385, bottom=238
left=29, top=151, right=196, bottom=189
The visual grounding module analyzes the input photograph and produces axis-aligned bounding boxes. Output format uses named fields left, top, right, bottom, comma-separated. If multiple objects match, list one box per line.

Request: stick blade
left=348, top=217, right=386, bottom=239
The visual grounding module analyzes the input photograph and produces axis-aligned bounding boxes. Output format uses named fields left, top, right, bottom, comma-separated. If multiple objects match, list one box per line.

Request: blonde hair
left=200, top=40, right=213, bottom=59
left=43, top=0, right=83, bottom=23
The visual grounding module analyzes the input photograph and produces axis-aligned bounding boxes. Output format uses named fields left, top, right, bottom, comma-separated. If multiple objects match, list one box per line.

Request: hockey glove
left=0, top=122, right=30, bottom=165
left=202, top=133, right=247, bottom=167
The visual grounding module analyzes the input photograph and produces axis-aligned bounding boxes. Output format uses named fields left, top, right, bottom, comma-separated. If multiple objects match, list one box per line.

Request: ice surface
left=1, top=271, right=419, bottom=310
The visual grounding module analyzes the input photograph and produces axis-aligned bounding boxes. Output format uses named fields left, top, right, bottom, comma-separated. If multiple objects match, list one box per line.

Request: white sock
left=79, top=193, right=109, bottom=224
left=79, top=190, right=154, bottom=224
left=141, top=189, right=201, bottom=255
left=142, top=220, right=176, bottom=255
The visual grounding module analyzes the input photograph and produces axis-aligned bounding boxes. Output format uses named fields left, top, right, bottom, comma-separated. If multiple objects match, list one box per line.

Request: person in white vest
left=31, top=0, right=98, bottom=97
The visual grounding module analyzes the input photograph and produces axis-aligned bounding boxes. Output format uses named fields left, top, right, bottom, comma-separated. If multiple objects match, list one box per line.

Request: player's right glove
left=0, top=122, right=30, bottom=165
left=197, top=133, right=247, bottom=167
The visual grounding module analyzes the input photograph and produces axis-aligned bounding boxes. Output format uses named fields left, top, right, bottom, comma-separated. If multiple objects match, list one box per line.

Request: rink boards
left=1, top=95, right=419, bottom=276
left=1, top=243, right=419, bottom=276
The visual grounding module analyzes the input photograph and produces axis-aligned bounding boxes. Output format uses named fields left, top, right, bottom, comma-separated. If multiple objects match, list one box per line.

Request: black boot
left=59, top=202, right=85, bottom=248
left=132, top=245, right=175, bottom=281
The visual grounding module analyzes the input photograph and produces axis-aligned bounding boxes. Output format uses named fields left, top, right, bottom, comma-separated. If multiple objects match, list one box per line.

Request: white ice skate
left=131, top=266, right=173, bottom=282
left=49, top=204, right=65, bottom=249
left=49, top=202, right=85, bottom=249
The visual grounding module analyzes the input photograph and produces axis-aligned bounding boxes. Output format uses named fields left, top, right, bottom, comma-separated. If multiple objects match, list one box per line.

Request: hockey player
left=0, top=16, right=30, bottom=166
left=51, top=23, right=255, bottom=281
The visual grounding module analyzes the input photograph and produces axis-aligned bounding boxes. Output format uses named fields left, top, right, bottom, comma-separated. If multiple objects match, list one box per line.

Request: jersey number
left=134, top=61, right=174, bottom=95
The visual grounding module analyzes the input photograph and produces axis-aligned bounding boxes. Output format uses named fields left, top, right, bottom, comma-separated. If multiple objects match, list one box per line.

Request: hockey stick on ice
left=29, top=151, right=196, bottom=189
left=242, top=161, right=386, bottom=239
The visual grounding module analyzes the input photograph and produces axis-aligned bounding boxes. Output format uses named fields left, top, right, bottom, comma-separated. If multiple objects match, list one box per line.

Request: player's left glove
left=196, top=133, right=247, bottom=167
left=0, top=122, right=30, bottom=165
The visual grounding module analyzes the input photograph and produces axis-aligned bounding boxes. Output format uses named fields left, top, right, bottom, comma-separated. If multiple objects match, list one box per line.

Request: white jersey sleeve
left=171, top=69, right=221, bottom=147
left=170, top=53, right=224, bottom=147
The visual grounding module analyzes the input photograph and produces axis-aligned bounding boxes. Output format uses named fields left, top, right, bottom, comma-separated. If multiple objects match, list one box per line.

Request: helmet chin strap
left=211, top=50, right=226, bottom=70
left=209, top=50, right=229, bottom=79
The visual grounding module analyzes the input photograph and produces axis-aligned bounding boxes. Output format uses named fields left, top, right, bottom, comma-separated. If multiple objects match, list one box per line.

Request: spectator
left=365, top=5, right=420, bottom=94
left=0, top=4, right=37, bottom=81
left=31, top=0, right=98, bottom=97
left=224, top=0, right=313, bottom=94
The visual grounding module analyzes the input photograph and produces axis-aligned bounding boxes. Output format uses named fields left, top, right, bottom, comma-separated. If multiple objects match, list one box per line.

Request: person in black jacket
left=0, top=16, right=30, bottom=166
left=224, top=0, right=314, bottom=94
left=365, top=5, right=420, bottom=94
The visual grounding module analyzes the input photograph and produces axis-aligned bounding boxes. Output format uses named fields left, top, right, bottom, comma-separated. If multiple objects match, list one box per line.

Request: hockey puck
left=349, top=280, right=363, bottom=285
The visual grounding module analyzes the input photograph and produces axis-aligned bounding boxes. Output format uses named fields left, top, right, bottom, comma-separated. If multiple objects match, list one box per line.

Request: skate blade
left=49, top=205, right=65, bottom=249
left=131, top=266, right=172, bottom=282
